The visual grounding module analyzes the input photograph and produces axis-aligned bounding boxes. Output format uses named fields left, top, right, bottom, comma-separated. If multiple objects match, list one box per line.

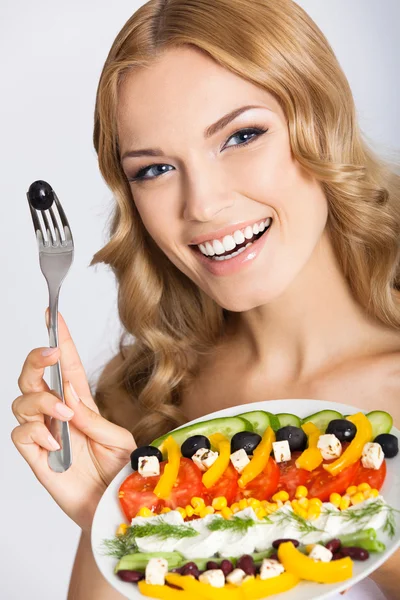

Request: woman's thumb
left=64, top=381, right=136, bottom=450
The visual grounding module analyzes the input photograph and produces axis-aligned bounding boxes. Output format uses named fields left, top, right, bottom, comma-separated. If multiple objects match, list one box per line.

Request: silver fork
left=27, top=180, right=74, bottom=473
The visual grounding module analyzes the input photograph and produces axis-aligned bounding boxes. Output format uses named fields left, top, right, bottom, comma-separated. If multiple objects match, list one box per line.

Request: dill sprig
left=100, top=531, right=138, bottom=559
left=326, top=499, right=399, bottom=539
left=207, top=515, right=257, bottom=534
left=272, top=510, right=324, bottom=535
left=129, top=519, right=199, bottom=540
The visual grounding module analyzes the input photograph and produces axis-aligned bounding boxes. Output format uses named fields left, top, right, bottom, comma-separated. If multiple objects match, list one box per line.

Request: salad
left=101, top=408, right=399, bottom=599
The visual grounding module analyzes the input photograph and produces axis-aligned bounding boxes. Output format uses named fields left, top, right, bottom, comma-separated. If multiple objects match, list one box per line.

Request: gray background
left=1, top=1, right=399, bottom=598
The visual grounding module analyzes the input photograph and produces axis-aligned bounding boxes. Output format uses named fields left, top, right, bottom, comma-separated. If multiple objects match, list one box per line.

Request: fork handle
left=47, top=286, right=72, bottom=472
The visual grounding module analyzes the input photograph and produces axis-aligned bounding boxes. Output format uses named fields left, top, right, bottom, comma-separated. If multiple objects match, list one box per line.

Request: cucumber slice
left=115, top=551, right=184, bottom=573
left=150, top=416, right=253, bottom=451
left=301, top=409, right=343, bottom=433
left=265, top=411, right=281, bottom=432
left=276, top=413, right=301, bottom=428
left=366, top=410, right=393, bottom=438
left=235, top=410, right=272, bottom=435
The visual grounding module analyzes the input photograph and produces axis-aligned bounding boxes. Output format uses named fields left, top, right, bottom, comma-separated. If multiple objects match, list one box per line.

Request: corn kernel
left=357, top=482, right=371, bottom=493
left=298, top=497, right=309, bottom=509
left=185, top=505, right=194, bottom=517
left=346, top=486, right=358, bottom=497
left=160, top=507, right=172, bottom=514
left=309, top=497, right=323, bottom=507
left=239, top=499, right=249, bottom=510
left=307, top=505, right=321, bottom=520
left=116, top=523, right=128, bottom=536
left=261, top=500, right=270, bottom=509
left=272, top=491, right=290, bottom=503
left=351, top=492, right=365, bottom=506
left=199, top=506, right=215, bottom=518
left=176, top=507, right=187, bottom=519
left=212, top=496, right=228, bottom=510
left=230, top=502, right=240, bottom=514
left=255, top=507, right=267, bottom=519
left=370, top=489, right=379, bottom=498
left=291, top=499, right=299, bottom=510
left=248, top=498, right=261, bottom=509
left=339, top=495, right=351, bottom=511
left=295, top=507, right=308, bottom=519
left=329, top=493, right=342, bottom=508
left=221, top=506, right=233, bottom=520
left=191, top=497, right=205, bottom=509
left=363, top=490, right=372, bottom=500
left=295, top=486, right=308, bottom=499
left=137, top=506, right=154, bottom=517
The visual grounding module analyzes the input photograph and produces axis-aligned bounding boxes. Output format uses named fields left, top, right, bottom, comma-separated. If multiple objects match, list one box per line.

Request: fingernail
left=55, top=402, right=74, bottom=419
left=48, top=434, right=61, bottom=450
left=42, top=347, right=58, bottom=357
left=68, top=381, right=81, bottom=403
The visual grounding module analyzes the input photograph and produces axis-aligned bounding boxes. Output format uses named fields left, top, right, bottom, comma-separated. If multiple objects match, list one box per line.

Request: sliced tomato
left=307, top=460, right=361, bottom=501
left=353, top=459, right=387, bottom=490
left=235, top=457, right=280, bottom=502
left=276, top=452, right=310, bottom=499
left=205, top=463, right=239, bottom=505
left=119, top=457, right=208, bottom=521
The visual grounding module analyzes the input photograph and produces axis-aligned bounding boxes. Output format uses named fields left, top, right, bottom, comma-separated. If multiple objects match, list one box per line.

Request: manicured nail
left=68, top=381, right=81, bottom=403
left=55, top=402, right=74, bottom=419
left=48, top=435, right=60, bottom=450
left=42, top=347, right=58, bottom=357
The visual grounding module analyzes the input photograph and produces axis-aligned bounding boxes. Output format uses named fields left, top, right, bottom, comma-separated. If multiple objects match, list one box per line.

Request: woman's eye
left=127, top=126, right=267, bottom=183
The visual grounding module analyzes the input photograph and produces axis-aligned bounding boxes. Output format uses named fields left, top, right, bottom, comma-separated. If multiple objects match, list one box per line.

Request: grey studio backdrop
left=1, top=1, right=399, bottom=599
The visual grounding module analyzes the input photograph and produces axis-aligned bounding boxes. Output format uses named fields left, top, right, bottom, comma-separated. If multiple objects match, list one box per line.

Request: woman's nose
left=182, top=166, right=234, bottom=223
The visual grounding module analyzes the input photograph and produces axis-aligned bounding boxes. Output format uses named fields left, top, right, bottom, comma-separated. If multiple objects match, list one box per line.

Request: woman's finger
left=11, top=420, right=61, bottom=474
left=12, top=390, right=75, bottom=426
left=18, top=347, right=58, bottom=395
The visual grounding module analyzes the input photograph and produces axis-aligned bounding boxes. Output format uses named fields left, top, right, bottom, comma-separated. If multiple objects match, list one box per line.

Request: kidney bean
left=116, top=570, right=144, bottom=582
left=220, top=559, right=234, bottom=576
left=206, top=561, right=220, bottom=570
left=236, top=555, right=256, bottom=576
left=331, top=551, right=345, bottom=561
left=181, top=562, right=201, bottom=578
left=341, top=547, right=370, bottom=561
left=272, top=538, right=300, bottom=549
left=269, top=553, right=279, bottom=561
left=325, top=539, right=342, bottom=554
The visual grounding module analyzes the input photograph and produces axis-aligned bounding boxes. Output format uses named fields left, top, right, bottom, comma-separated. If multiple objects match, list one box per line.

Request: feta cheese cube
left=272, top=440, right=291, bottom=463
left=138, top=455, right=160, bottom=477
left=226, top=568, right=246, bottom=585
left=309, top=544, right=333, bottom=563
left=317, top=434, right=342, bottom=460
left=145, top=557, right=168, bottom=585
left=198, top=569, right=225, bottom=587
left=362, top=442, right=384, bottom=470
left=260, top=559, right=285, bottom=580
left=192, top=448, right=219, bottom=471
left=230, top=448, right=251, bottom=473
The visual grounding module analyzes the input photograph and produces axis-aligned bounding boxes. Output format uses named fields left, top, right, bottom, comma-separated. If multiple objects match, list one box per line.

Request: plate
left=91, top=399, right=400, bottom=599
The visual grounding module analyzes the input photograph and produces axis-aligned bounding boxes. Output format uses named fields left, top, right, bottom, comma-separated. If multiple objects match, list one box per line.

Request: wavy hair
left=91, top=0, right=400, bottom=447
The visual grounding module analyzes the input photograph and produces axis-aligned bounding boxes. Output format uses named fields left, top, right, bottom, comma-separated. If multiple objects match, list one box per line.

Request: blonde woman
left=11, top=1, right=399, bottom=598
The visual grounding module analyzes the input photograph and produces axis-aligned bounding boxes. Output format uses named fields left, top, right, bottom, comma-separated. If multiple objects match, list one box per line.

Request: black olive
left=130, top=445, right=163, bottom=471
left=275, top=426, right=307, bottom=452
left=374, top=433, right=398, bottom=458
left=27, top=180, right=54, bottom=211
left=326, top=419, right=357, bottom=442
left=230, top=431, right=262, bottom=455
left=181, top=435, right=211, bottom=459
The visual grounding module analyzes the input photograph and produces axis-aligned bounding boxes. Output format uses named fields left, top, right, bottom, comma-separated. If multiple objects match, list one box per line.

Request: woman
left=11, top=0, right=400, bottom=598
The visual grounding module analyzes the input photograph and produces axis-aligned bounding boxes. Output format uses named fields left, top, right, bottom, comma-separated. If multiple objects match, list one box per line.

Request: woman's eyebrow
left=121, top=104, right=268, bottom=160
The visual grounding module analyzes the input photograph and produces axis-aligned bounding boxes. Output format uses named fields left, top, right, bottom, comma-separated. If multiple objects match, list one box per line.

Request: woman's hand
left=11, top=311, right=136, bottom=534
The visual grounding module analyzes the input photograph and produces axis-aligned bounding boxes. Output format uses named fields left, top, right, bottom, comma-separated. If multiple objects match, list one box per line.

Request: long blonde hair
left=91, top=0, right=400, bottom=446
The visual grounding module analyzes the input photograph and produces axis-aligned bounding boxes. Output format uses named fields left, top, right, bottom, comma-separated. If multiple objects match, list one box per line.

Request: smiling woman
left=10, top=1, right=400, bottom=600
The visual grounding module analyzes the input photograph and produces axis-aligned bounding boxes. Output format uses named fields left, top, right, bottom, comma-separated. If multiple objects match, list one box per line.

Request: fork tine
left=52, top=190, right=70, bottom=229
left=26, top=193, right=49, bottom=246
left=42, top=209, right=57, bottom=245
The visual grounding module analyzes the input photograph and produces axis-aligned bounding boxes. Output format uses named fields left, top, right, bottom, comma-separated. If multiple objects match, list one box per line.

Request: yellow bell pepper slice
left=166, top=573, right=244, bottom=599
left=138, top=580, right=202, bottom=599
left=153, top=435, right=181, bottom=499
left=323, top=412, right=372, bottom=476
left=278, top=541, right=353, bottom=583
left=295, top=422, right=323, bottom=471
left=202, top=433, right=231, bottom=489
left=238, top=426, right=275, bottom=488
left=241, top=572, right=299, bottom=599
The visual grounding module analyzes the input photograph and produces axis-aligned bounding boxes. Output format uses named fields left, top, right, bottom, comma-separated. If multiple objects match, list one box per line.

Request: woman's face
left=117, top=46, right=328, bottom=311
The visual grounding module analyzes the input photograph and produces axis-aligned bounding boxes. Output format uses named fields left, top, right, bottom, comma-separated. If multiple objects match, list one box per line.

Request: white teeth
left=252, top=223, right=259, bottom=235
left=259, top=221, right=265, bottom=232
left=212, top=239, right=225, bottom=255
left=222, top=235, right=236, bottom=252
left=199, top=243, right=207, bottom=255
left=212, top=246, right=248, bottom=261
left=233, top=230, right=245, bottom=244
left=244, top=225, right=254, bottom=240
left=265, top=217, right=272, bottom=227
left=205, top=241, right=215, bottom=256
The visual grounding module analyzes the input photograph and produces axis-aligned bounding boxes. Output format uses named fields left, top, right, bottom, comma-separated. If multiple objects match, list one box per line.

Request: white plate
left=91, top=399, right=400, bottom=600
